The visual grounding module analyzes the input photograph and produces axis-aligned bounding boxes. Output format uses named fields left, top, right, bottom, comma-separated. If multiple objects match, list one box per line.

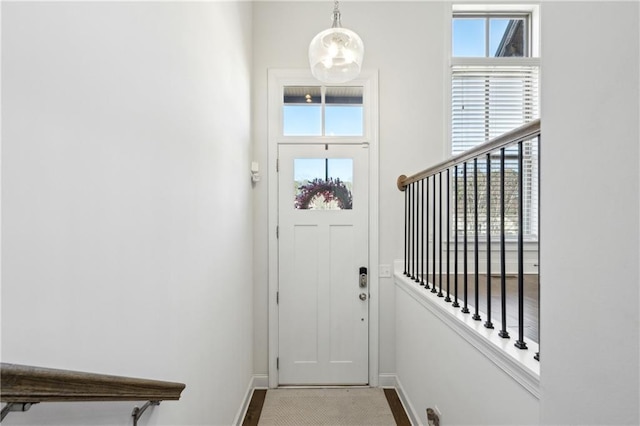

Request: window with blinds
left=452, top=66, right=539, bottom=155
left=452, top=11, right=539, bottom=239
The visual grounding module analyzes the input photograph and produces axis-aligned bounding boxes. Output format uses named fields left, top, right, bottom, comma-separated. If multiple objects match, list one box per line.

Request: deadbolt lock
left=359, top=266, right=368, bottom=288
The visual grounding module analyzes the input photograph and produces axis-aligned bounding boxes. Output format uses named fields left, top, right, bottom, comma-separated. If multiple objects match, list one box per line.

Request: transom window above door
left=283, top=86, right=363, bottom=137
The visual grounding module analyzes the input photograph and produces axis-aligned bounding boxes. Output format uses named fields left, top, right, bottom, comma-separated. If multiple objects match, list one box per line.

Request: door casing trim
left=267, top=69, right=379, bottom=388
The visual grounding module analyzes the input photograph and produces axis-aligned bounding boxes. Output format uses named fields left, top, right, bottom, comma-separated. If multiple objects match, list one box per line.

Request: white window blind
left=452, top=65, right=539, bottom=155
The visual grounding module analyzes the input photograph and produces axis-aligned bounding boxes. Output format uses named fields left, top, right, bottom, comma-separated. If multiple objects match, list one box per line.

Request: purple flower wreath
left=295, top=178, right=353, bottom=210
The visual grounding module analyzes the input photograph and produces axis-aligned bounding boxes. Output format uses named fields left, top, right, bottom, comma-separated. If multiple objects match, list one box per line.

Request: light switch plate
left=379, top=264, right=391, bottom=278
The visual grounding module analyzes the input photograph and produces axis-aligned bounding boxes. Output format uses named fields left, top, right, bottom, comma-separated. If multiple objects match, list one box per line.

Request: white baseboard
left=233, top=374, right=269, bottom=426
left=379, top=374, right=421, bottom=426
left=378, top=373, right=397, bottom=387
left=395, top=376, right=421, bottom=426
left=252, top=374, right=269, bottom=389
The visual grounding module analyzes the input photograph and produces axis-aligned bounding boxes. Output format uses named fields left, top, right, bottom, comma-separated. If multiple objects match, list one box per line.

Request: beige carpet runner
left=257, top=388, right=396, bottom=425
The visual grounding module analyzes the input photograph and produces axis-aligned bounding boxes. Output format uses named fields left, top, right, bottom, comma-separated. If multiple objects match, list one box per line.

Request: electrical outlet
left=435, top=405, right=442, bottom=422
left=379, top=264, right=391, bottom=278
left=427, top=406, right=442, bottom=426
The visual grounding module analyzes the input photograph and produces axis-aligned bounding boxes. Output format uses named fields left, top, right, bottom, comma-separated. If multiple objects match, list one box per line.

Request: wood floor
left=421, top=273, right=539, bottom=342
left=242, top=388, right=411, bottom=426
left=383, top=388, right=412, bottom=426
left=243, top=389, right=267, bottom=426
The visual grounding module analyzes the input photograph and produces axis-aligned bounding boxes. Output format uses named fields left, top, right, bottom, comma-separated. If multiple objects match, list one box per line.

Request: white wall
left=1, top=2, right=254, bottom=425
left=394, top=2, right=640, bottom=425
left=539, top=2, right=640, bottom=424
left=248, top=1, right=637, bottom=425
left=395, top=281, right=540, bottom=425
left=252, top=0, right=447, bottom=379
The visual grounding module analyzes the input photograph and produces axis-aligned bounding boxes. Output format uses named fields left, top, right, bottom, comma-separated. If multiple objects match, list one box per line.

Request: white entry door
left=278, top=143, right=369, bottom=385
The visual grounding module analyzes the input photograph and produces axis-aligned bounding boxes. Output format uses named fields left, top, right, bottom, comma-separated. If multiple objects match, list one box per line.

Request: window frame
left=448, top=4, right=540, bottom=241
left=277, top=82, right=371, bottom=145
left=452, top=12, right=532, bottom=58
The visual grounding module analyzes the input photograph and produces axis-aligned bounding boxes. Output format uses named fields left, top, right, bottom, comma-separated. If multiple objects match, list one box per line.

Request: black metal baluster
left=445, top=168, right=452, bottom=302
left=453, top=166, right=460, bottom=308
left=411, top=182, right=418, bottom=280
left=431, top=173, right=437, bottom=294
left=472, top=158, right=481, bottom=321
left=406, top=184, right=410, bottom=277
left=438, top=172, right=444, bottom=297
left=515, top=142, right=528, bottom=350
left=425, top=177, right=430, bottom=290
left=485, top=154, right=494, bottom=329
left=431, top=175, right=438, bottom=293
left=409, top=184, right=413, bottom=277
left=444, top=169, right=451, bottom=302
left=421, top=179, right=425, bottom=286
left=462, top=162, right=470, bottom=314
left=404, top=186, right=408, bottom=276
left=535, top=135, right=541, bottom=361
left=409, top=182, right=413, bottom=279
left=499, top=148, right=510, bottom=339
left=409, top=184, right=414, bottom=279
left=414, top=181, right=420, bottom=283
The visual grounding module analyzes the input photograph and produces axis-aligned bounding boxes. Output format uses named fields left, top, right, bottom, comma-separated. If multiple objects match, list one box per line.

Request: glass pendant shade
left=309, top=2, right=364, bottom=84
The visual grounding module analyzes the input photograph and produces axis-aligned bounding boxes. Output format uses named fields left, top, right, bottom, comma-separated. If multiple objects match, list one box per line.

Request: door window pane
left=294, top=158, right=353, bottom=210
left=283, top=86, right=322, bottom=136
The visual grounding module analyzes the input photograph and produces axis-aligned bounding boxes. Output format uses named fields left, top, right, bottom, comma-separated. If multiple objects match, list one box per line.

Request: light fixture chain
left=331, top=0, right=342, bottom=28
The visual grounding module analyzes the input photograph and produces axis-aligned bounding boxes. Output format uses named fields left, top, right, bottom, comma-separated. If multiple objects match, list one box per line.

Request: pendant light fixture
left=308, top=1, right=364, bottom=84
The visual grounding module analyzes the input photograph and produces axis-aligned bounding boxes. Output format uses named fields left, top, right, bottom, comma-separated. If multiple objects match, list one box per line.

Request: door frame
left=267, top=69, right=379, bottom=388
